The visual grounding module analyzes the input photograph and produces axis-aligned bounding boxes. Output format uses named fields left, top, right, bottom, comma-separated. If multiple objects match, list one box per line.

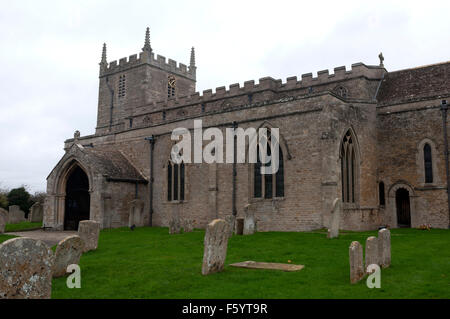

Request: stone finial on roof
left=142, top=27, right=152, bottom=53
left=379, top=52, right=384, bottom=67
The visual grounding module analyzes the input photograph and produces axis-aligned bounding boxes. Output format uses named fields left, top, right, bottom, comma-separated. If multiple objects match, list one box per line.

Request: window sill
left=164, top=200, right=187, bottom=205
left=250, top=197, right=285, bottom=203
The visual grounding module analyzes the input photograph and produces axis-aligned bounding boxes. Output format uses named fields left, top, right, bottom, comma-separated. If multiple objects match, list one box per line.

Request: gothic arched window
left=424, top=143, right=433, bottom=183
left=341, top=129, right=358, bottom=203
left=253, top=131, right=284, bottom=199
left=167, top=160, right=185, bottom=201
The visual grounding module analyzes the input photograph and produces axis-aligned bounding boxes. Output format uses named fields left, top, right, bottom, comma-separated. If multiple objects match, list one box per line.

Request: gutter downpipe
left=440, top=100, right=450, bottom=229
left=145, top=135, right=155, bottom=226
left=232, top=121, right=237, bottom=217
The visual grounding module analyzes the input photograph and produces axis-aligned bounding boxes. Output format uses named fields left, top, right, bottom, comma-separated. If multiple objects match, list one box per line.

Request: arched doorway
left=396, top=188, right=411, bottom=227
left=64, top=166, right=90, bottom=230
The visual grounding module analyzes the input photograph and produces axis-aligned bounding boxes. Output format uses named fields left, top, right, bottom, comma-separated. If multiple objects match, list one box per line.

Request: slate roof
left=377, top=61, right=450, bottom=105
left=84, top=147, right=147, bottom=182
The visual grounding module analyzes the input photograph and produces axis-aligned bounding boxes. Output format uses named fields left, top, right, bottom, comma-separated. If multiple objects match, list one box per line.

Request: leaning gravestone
left=52, top=235, right=85, bottom=278
left=0, top=208, right=8, bottom=233
left=29, top=202, right=44, bottom=223
left=0, top=237, right=54, bottom=299
left=365, top=236, right=379, bottom=271
left=327, top=198, right=341, bottom=239
left=8, top=205, right=26, bottom=224
left=78, top=220, right=100, bottom=253
left=235, top=218, right=244, bottom=235
left=349, top=241, right=364, bottom=284
left=378, top=228, right=391, bottom=268
left=243, top=204, right=256, bottom=235
left=202, top=219, right=230, bottom=275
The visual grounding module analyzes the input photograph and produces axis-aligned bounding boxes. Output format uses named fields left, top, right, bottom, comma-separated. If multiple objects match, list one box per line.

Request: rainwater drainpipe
left=105, top=76, right=114, bottom=131
left=145, top=135, right=155, bottom=226
left=232, top=121, right=237, bottom=217
left=440, top=99, right=450, bottom=229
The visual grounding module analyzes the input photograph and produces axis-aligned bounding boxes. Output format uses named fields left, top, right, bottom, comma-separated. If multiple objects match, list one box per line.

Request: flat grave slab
left=229, top=261, right=304, bottom=272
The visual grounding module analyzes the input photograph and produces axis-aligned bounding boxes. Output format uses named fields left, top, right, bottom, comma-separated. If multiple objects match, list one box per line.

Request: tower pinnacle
left=142, top=27, right=152, bottom=53
left=190, top=47, right=196, bottom=68
left=100, top=43, right=107, bottom=66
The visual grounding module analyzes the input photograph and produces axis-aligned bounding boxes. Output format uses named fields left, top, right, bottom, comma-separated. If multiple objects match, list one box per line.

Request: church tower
left=95, top=28, right=196, bottom=134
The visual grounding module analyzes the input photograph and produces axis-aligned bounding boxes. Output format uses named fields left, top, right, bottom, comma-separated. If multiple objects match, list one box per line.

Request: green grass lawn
left=1, top=227, right=449, bottom=298
left=5, top=221, right=42, bottom=232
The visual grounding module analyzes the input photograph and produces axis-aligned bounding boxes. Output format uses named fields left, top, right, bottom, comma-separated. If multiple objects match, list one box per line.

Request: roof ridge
left=388, top=60, right=450, bottom=74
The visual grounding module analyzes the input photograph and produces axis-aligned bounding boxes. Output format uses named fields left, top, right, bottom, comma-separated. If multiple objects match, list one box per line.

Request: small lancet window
left=424, top=143, right=433, bottom=183
left=379, top=182, right=385, bottom=206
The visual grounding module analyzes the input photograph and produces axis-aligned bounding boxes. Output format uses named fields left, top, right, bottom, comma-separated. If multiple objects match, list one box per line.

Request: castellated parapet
left=100, top=50, right=196, bottom=81
left=93, top=60, right=385, bottom=136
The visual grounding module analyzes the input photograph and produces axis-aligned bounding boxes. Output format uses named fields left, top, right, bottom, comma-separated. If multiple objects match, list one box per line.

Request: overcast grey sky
left=0, top=0, right=449, bottom=193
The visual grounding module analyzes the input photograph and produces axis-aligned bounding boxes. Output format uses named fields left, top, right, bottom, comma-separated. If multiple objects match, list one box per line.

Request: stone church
left=44, top=28, right=450, bottom=231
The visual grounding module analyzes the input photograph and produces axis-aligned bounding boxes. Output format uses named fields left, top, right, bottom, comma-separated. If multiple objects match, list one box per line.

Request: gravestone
left=378, top=228, right=391, bottom=268
left=52, top=235, right=85, bottom=278
left=225, top=215, right=236, bottom=237
left=235, top=218, right=244, bottom=235
left=230, top=261, right=304, bottom=272
left=0, top=208, right=7, bottom=233
left=8, top=205, right=26, bottom=224
left=243, top=204, right=256, bottom=235
left=128, top=199, right=145, bottom=227
left=349, top=241, right=364, bottom=284
left=183, top=218, right=194, bottom=232
left=327, top=198, right=341, bottom=239
left=169, top=205, right=181, bottom=234
left=201, top=219, right=230, bottom=275
left=365, top=236, right=379, bottom=271
left=29, top=202, right=44, bottom=223
left=78, top=220, right=100, bottom=253
left=0, top=237, right=54, bottom=299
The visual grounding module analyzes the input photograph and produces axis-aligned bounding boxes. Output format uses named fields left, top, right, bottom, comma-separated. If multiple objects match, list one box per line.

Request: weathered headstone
left=78, top=220, right=100, bottom=253
left=0, top=208, right=7, bottom=233
left=235, top=217, right=244, bottom=235
left=327, top=198, right=341, bottom=239
left=349, top=241, right=364, bottom=284
left=128, top=199, right=145, bottom=227
left=183, top=218, right=194, bottom=232
left=243, top=204, right=256, bottom=235
left=230, top=261, right=304, bottom=272
left=225, top=215, right=236, bottom=237
left=202, top=219, right=230, bottom=275
left=52, top=235, right=85, bottom=278
left=365, top=236, right=379, bottom=271
left=0, top=237, right=54, bottom=299
left=169, top=205, right=181, bottom=234
left=29, top=202, right=44, bottom=223
left=378, top=228, right=391, bottom=268
left=8, top=205, right=26, bottom=224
